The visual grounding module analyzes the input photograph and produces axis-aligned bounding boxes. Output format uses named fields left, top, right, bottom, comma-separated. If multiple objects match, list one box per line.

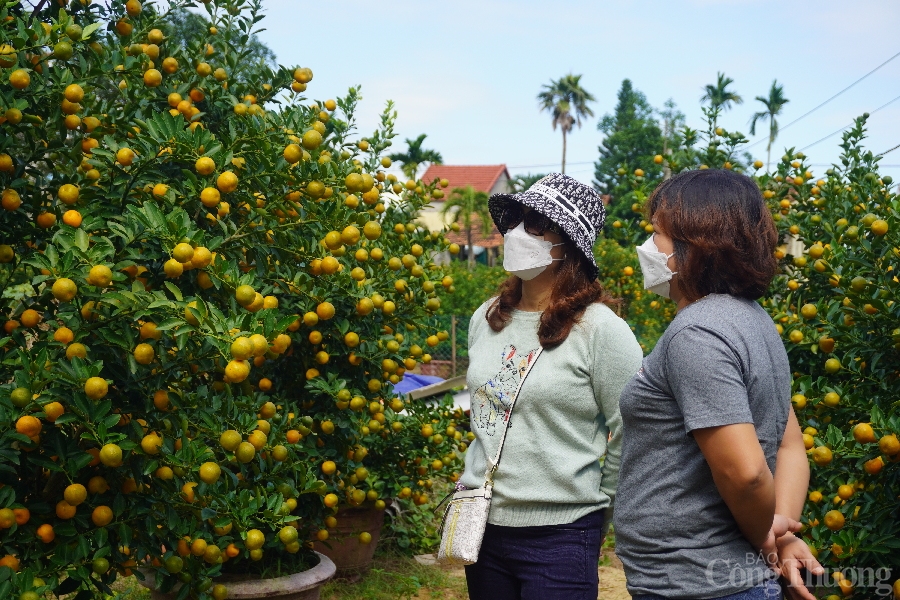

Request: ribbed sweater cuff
left=487, top=501, right=611, bottom=528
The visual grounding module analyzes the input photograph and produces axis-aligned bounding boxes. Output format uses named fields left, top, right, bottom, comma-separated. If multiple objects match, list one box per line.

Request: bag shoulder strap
left=483, top=347, right=543, bottom=486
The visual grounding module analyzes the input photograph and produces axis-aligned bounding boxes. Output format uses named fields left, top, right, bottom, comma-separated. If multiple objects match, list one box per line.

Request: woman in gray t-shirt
left=614, top=169, right=823, bottom=600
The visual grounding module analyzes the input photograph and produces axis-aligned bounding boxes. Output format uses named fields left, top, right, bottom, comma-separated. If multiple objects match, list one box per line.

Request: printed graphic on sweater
left=472, top=344, right=540, bottom=436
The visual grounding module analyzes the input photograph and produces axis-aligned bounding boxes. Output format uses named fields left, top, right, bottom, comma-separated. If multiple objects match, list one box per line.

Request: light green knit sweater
left=459, top=300, right=643, bottom=527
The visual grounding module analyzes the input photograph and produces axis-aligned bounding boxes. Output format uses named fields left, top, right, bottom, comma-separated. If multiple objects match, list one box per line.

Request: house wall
left=416, top=202, right=450, bottom=233
left=489, top=173, right=511, bottom=195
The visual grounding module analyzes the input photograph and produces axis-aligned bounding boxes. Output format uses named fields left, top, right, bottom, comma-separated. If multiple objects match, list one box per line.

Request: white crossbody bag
left=436, top=347, right=543, bottom=565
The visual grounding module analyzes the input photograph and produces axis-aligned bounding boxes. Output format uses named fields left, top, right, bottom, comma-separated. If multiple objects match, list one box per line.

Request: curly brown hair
left=486, top=241, right=617, bottom=350
left=647, top=169, right=778, bottom=302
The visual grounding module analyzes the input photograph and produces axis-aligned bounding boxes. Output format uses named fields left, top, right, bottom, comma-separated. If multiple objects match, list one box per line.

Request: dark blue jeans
left=632, top=579, right=783, bottom=600
left=464, top=509, right=605, bottom=600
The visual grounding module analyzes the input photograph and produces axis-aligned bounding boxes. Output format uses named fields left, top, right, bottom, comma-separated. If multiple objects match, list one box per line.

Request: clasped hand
left=760, top=514, right=824, bottom=600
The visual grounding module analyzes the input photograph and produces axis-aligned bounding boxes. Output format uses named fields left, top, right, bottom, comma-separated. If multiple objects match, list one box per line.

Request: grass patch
left=322, top=552, right=468, bottom=600
left=57, top=575, right=151, bottom=600
left=109, top=576, right=151, bottom=600
left=599, top=527, right=617, bottom=567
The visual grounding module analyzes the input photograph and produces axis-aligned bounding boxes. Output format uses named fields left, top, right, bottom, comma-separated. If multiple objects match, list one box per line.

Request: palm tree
left=749, top=80, right=789, bottom=172
left=701, top=72, right=743, bottom=129
left=388, top=134, right=443, bottom=179
left=440, top=186, right=491, bottom=270
left=538, top=74, right=595, bottom=174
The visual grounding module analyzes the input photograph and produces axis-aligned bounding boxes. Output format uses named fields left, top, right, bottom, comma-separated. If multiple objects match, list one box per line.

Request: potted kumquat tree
left=0, top=1, right=467, bottom=599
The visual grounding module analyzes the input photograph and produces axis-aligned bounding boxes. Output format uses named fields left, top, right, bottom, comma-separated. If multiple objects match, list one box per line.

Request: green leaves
left=0, top=0, right=470, bottom=593
left=752, top=117, right=900, bottom=574
left=595, top=80, right=665, bottom=222
left=81, top=22, right=102, bottom=41
left=164, top=281, right=183, bottom=302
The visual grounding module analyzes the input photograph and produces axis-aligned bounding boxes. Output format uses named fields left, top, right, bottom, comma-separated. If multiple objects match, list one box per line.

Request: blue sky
left=249, top=0, right=900, bottom=186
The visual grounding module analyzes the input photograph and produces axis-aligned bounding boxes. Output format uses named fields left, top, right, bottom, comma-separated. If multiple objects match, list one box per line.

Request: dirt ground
left=598, top=552, right=632, bottom=600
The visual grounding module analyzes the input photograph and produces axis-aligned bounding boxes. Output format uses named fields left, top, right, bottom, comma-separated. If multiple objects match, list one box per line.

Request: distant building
left=418, top=164, right=511, bottom=266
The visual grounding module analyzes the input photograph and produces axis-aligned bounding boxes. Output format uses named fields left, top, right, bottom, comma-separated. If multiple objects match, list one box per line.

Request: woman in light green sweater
left=460, top=173, right=643, bottom=600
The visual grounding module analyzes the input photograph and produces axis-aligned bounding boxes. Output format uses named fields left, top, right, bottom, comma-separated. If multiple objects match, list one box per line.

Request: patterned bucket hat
left=489, top=173, right=606, bottom=280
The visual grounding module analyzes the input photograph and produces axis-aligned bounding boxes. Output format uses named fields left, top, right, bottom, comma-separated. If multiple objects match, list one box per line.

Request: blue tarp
left=390, top=373, right=444, bottom=395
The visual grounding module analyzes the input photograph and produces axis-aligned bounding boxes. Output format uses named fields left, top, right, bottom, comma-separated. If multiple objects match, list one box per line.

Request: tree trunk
left=767, top=144, right=772, bottom=174
left=561, top=128, right=567, bottom=174
left=466, top=226, right=474, bottom=270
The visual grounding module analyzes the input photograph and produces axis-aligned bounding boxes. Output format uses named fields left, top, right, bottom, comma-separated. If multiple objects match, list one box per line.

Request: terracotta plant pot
left=138, top=551, right=336, bottom=600
left=313, top=505, right=385, bottom=581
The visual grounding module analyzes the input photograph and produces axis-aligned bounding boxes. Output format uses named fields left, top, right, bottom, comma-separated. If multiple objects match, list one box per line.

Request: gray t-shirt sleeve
left=665, top=325, right=754, bottom=434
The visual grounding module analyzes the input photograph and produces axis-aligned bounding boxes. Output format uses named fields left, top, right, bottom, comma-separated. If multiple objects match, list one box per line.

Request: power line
left=808, top=164, right=900, bottom=168
left=744, top=48, right=900, bottom=151
left=800, top=92, right=900, bottom=151
left=510, top=70, right=900, bottom=171
left=508, top=160, right=594, bottom=169
left=450, top=53, right=900, bottom=175
left=877, top=143, right=900, bottom=157
left=504, top=157, right=900, bottom=175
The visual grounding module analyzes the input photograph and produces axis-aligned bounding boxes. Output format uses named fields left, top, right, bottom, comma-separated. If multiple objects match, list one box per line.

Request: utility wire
left=800, top=92, right=900, bottom=151
left=744, top=48, right=900, bottom=151
left=512, top=52, right=900, bottom=171
left=508, top=160, right=594, bottom=169
left=505, top=154, right=900, bottom=174
left=877, top=143, right=900, bottom=157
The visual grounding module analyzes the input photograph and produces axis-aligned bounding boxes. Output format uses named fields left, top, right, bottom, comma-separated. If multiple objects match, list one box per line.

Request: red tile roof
left=421, top=165, right=510, bottom=195
left=445, top=214, right=504, bottom=249
left=422, top=165, right=510, bottom=249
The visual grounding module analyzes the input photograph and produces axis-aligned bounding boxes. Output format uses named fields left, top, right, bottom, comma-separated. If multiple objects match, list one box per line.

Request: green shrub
left=435, top=261, right=508, bottom=319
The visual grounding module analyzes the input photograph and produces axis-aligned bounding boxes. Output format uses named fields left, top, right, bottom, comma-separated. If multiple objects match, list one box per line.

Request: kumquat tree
left=611, top=110, right=900, bottom=599
left=0, top=0, right=468, bottom=598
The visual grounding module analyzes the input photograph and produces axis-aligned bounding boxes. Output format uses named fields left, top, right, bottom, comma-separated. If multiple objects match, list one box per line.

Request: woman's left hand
left=775, top=532, right=824, bottom=600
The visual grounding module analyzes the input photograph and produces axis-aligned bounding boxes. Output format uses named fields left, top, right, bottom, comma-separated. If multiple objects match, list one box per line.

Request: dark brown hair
left=486, top=239, right=616, bottom=350
left=647, top=169, right=777, bottom=302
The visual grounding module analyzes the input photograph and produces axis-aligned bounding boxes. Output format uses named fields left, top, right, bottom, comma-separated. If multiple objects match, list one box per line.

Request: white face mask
left=636, top=235, right=677, bottom=298
left=502, top=223, right=564, bottom=281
